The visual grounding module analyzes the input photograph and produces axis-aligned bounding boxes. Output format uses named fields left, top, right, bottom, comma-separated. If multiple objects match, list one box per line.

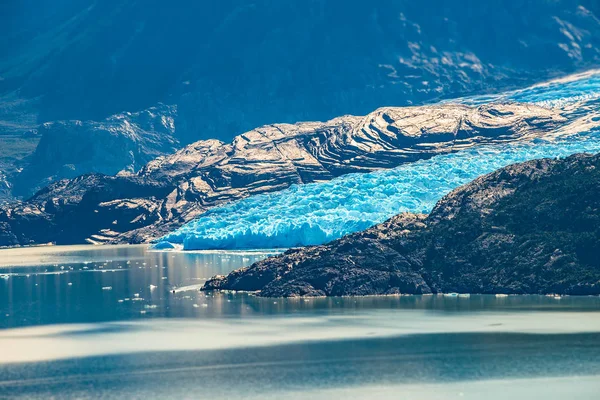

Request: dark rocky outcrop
left=203, top=153, right=600, bottom=296
left=0, top=102, right=571, bottom=247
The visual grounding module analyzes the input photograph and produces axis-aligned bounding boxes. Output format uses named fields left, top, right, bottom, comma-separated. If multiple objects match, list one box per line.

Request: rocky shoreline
left=203, top=153, right=600, bottom=297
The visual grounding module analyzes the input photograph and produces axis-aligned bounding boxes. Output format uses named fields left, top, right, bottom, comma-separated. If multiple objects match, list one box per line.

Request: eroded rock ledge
left=0, top=102, right=574, bottom=247
left=203, top=153, right=600, bottom=297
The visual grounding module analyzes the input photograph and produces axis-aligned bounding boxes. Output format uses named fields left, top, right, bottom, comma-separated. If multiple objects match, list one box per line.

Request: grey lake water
left=0, top=245, right=599, bottom=399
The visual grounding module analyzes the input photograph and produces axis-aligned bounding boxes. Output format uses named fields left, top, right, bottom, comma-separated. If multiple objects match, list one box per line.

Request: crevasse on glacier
left=159, top=72, right=600, bottom=250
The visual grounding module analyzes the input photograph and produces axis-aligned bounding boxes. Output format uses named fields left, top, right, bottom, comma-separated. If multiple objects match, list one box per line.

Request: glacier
left=462, top=69, right=600, bottom=108
left=160, top=132, right=600, bottom=250
left=159, top=71, right=600, bottom=250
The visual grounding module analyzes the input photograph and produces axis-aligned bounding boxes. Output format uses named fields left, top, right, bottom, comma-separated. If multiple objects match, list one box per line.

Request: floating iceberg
left=161, top=130, right=600, bottom=250
left=151, top=241, right=177, bottom=250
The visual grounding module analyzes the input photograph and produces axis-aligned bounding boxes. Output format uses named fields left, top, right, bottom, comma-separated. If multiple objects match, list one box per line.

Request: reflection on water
left=1, top=328, right=600, bottom=399
left=2, top=245, right=600, bottom=329
left=1, top=245, right=600, bottom=399
left=0, top=245, right=280, bottom=328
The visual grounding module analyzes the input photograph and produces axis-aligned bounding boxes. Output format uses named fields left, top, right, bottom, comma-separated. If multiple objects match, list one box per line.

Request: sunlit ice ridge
left=158, top=71, right=600, bottom=250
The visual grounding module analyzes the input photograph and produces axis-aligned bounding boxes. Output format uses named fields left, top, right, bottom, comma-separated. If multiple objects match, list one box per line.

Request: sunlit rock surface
left=2, top=72, right=600, bottom=247
left=203, top=153, right=600, bottom=297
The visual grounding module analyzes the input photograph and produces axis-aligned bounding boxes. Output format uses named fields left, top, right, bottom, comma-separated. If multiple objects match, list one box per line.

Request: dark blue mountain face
left=2, top=0, right=600, bottom=143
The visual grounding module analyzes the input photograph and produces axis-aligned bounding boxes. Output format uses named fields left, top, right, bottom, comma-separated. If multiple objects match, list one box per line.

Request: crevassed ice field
left=161, top=71, right=600, bottom=250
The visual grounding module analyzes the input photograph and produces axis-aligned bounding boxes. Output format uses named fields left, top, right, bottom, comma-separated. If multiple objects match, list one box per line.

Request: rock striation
left=203, top=153, right=600, bottom=297
left=0, top=102, right=571, bottom=247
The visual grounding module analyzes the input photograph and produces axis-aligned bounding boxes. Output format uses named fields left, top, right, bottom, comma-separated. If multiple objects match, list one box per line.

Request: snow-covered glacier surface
left=159, top=71, right=600, bottom=250
left=461, top=69, right=600, bottom=108
left=160, top=132, right=600, bottom=250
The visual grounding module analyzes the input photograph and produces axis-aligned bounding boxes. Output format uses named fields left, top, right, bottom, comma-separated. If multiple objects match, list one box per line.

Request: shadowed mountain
left=2, top=0, right=600, bottom=141
left=10, top=104, right=177, bottom=198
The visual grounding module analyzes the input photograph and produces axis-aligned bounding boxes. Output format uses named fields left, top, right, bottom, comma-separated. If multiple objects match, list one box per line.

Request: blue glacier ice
left=161, top=132, right=600, bottom=250
left=505, top=73, right=600, bottom=108
left=461, top=69, right=600, bottom=108
left=160, top=71, right=600, bottom=250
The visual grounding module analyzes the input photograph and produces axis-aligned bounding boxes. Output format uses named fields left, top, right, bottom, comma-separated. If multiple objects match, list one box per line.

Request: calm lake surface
left=0, top=245, right=599, bottom=399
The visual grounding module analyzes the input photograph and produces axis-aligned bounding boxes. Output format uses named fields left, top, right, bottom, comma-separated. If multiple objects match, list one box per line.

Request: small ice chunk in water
left=68, top=282, right=73, bottom=286
left=102, top=286, right=112, bottom=291
left=149, top=285, right=157, bottom=291
left=151, top=241, right=176, bottom=250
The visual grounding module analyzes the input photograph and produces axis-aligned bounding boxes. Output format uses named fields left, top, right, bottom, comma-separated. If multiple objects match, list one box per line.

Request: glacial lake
left=0, top=245, right=599, bottom=399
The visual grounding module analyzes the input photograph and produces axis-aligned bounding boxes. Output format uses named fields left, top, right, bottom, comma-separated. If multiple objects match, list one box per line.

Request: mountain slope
left=203, top=153, right=600, bottom=297
left=2, top=0, right=600, bottom=203
left=2, top=0, right=600, bottom=142
left=11, top=104, right=177, bottom=198
left=0, top=101, right=572, bottom=247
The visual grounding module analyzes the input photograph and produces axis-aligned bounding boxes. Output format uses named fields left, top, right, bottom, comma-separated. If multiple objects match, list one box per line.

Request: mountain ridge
left=3, top=0, right=600, bottom=203
left=0, top=101, right=573, bottom=247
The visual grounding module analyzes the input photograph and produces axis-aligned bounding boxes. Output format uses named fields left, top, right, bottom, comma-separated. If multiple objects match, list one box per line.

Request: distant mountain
left=2, top=0, right=600, bottom=142
left=0, top=99, right=591, bottom=248
left=203, top=152, right=600, bottom=297
left=11, top=104, right=177, bottom=198
left=2, top=0, right=600, bottom=201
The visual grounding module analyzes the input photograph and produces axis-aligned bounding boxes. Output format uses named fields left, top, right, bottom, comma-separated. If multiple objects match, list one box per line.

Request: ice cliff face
left=1, top=72, right=600, bottom=247
left=161, top=132, right=600, bottom=250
